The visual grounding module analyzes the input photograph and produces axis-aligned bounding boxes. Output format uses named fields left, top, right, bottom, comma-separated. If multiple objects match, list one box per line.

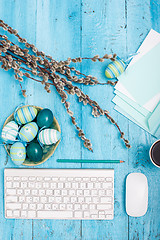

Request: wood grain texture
left=0, top=0, right=160, bottom=239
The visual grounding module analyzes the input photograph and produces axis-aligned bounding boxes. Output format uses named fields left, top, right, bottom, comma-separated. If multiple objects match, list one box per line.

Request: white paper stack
left=112, top=29, right=160, bottom=138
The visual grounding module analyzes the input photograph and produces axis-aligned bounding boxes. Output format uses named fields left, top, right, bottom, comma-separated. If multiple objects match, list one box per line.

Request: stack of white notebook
left=112, top=29, right=160, bottom=138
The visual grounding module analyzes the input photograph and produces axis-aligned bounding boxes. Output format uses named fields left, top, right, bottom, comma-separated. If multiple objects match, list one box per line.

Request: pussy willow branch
left=0, top=19, right=131, bottom=150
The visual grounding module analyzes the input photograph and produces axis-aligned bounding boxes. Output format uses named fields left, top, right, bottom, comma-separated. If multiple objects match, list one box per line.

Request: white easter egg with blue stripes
left=105, top=57, right=126, bottom=79
left=38, top=129, right=61, bottom=145
left=1, top=121, right=19, bottom=143
left=14, top=106, right=38, bottom=125
left=19, top=122, right=38, bottom=142
left=10, top=142, right=26, bottom=165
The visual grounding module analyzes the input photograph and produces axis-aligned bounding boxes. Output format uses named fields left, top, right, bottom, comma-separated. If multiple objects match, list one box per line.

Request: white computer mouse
left=126, top=173, right=148, bottom=217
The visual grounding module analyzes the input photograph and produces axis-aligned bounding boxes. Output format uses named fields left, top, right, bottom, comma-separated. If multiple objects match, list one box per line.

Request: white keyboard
left=4, top=168, right=114, bottom=220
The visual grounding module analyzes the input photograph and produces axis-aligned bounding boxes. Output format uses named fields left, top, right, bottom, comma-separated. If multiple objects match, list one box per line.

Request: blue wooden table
left=0, top=0, right=160, bottom=239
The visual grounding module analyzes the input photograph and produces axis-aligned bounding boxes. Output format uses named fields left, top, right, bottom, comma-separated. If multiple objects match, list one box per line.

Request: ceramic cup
left=149, top=140, right=160, bottom=168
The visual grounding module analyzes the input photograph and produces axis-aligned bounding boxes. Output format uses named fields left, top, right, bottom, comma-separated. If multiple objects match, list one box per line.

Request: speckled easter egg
left=105, top=57, right=126, bottom=79
left=1, top=121, right=19, bottom=144
left=37, top=108, right=54, bottom=128
left=38, top=129, right=61, bottom=145
left=19, top=122, right=38, bottom=142
left=10, top=142, right=26, bottom=165
left=14, top=106, right=37, bottom=125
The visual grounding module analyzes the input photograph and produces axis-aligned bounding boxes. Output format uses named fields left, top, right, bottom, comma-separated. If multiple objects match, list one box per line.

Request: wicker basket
left=3, top=105, right=61, bottom=166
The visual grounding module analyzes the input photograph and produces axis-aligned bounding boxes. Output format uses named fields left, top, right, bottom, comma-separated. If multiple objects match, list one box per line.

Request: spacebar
left=37, top=211, right=73, bottom=219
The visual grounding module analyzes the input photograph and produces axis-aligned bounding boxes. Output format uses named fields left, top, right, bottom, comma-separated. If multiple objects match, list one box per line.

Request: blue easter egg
left=10, top=142, right=26, bottom=165
left=14, top=106, right=37, bottom=125
left=1, top=121, right=19, bottom=144
left=38, top=129, right=61, bottom=145
left=105, top=57, right=126, bottom=79
left=19, top=122, right=38, bottom=142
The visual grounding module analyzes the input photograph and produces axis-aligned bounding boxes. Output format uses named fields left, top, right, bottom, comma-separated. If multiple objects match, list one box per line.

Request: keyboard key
left=43, top=182, right=49, bottom=188
left=98, top=190, right=105, bottom=196
left=65, top=182, right=71, bottom=188
left=58, top=183, right=63, bottom=188
left=69, top=190, right=76, bottom=196
left=28, top=211, right=36, bottom=218
left=41, top=197, right=47, bottom=203
left=30, top=204, right=36, bottom=210
left=37, top=211, right=73, bottom=219
left=44, top=177, right=51, bottom=181
left=37, top=204, right=43, bottom=210
left=7, top=189, right=16, bottom=195
left=46, top=190, right=52, bottom=195
left=26, top=197, right=33, bottom=203
left=35, top=183, right=42, bottom=188
left=77, top=190, right=83, bottom=196
left=97, top=204, right=112, bottom=210
left=72, top=182, right=79, bottom=188
left=59, top=204, right=65, bottom=210
left=89, top=204, right=96, bottom=210
left=91, top=178, right=97, bottom=181
left=45, top=204, right=52, bottom=210
left=28, top=182, right=35, bottom=188
left=52, top=204, right=58, bottom=210
left=17, top=189, right=23, bottom=195
left=80, top=183, right=86, bottom=189
left=74, top=211, right=82, bottom=218
left=6, top=196, right=18, bottom=202
left=82, top=204, right=88, bottom=210
left=19, top=196, right=25, bottom=203
left=52, top=177, right=58, bottom=181
left=59, top=177, right=66, bottom=181
left=78, top=197, right=84, bottom=203
left=24, top=189, right=31, bottom=196
left=87, top=182, right=93, bottom=188
left=61, top=190, right=67, bottom=196
left=13, top=210, right=20, bottom=217
left=55, top=197, right=62, bottom=203
left=106, top=177, right=113, bottom=182
left=75, top=178, right=81, bottom=181
left=39, top=190, right=45, bottom=196
left=101, top=197, right=112, bottom=203
left=21, top=211, right=27, bottom=218
left=94, top=182, right=101, bottom=188
left=37, top=177, right=43, bottom=181
left=32, top=190, right=38, bottom=195
left=106, top=190, right=113, bottom=196
left=84, top=190, right=90, bottom=196
left=21, top=177, right=28, bottom=181
left=85, top=197, right=92, bottom=203
left=29, top=177, right=36, bottom=181
left=74, top=204, right=81, bottom=210
left=21, top=182, right=27, bottom=188
left=7, top=203, right=21, bottom=210
left=64, top=197, right=70, bottom=203
left=51, top=183, right=57, bottom=188
left=83, top=211, right=90, bottom=218
left=54, top=190, right=60, bottom=196
left=6, top=177, right=12, bottom=181
left=6, top=210, right=12, bottom=217
left=22, top=203, right=28, bottom=210
left=6, top=182, right=12, bottom=188
left=102, top=182, right=113, bottom=189
left=71, top=197, right=77, bottom=203
left=48, top=197, right=54, bottom=203
left=66, top=204, right=73, bottom=210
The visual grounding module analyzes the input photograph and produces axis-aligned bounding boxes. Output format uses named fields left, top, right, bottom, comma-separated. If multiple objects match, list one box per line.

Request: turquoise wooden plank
left=126, top=0, right=160, bottom=239
left=81, top=1, right=129, bottom=239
